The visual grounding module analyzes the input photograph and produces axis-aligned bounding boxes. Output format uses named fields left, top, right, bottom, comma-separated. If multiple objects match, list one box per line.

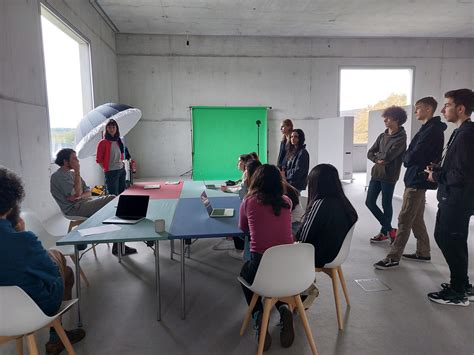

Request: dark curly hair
left=382, top=106, right=407, bottom=126
left=247, top=164, right=290, bottom=216
left=55, top=148, right=75, bottom=166
left=0, top=166, right=25, bottom=215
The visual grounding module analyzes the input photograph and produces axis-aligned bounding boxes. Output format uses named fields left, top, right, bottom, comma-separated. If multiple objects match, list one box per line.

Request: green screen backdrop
left=192, top=106, right=268, bottom=180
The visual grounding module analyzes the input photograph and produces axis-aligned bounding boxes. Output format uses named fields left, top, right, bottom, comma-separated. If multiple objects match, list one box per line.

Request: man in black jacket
left=426, top=88, right=474, bottom=306
left=374, top=97, right=446, bottom=269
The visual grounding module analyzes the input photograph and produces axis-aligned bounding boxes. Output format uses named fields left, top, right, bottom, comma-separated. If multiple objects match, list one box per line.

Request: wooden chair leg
left=16, top=337, right=23, bottom=355
left=68, top=220, right=84, bottom=233
left=337, top=266, right=350, bottom=306
left=25, top=334, right=39, bottom=355
left=240, top=293, right=259, bottom=336
left=330, top=268, right=343, bottom=330
left=69, top=255, right=90, bottom=287
left=295, top=295, right=318, bottom=355
left=52, top=318, right=76, bottom=355
left=92, top=244, right=97, bottom=258
left=257, top=298, right=273, bottom=355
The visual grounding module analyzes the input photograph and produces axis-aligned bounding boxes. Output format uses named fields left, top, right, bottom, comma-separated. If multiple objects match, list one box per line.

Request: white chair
left=62, top=214, right=87, bottom=233
left=238, top=243, right=318, bottom=355
left=316, top=223, right=356, bottom=330
left=0, top=286, right=78, bottom=355
left=21, top=211, right=91, bottom=287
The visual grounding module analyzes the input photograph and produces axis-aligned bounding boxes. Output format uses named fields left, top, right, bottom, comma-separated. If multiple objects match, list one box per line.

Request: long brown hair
left=281, top=119, right=293, bottom=142
left=247, top=164, right=290, bottom=216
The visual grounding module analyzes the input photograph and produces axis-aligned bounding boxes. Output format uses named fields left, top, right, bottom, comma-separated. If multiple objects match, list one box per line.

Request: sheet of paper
left=78, top=225, right=121, bottom=236
left=165, top=181, right=180, bottom=185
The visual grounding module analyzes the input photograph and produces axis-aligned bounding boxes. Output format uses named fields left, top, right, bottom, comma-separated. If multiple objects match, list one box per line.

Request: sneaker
left=428, top=288, right=469, bottom=306
left=441, top=283, right=474, bottom=302
left=402, top=253, right=431, bottom=262
left=254, top=311, right=272, bottom=352
left=228, top=249, right=244, bottom=260
left=301, top=283, right=319, bottom=310
left=278, top=306, right=295, bottom=348
left=45, top=328, right=86, bottom=355
left=374, top=258, right=399, bottom=270
left=112, top=244, right=138, bottom=256
left=388, top=228, right=397, bottom=244
left=370, top=233, right=389, bottom=243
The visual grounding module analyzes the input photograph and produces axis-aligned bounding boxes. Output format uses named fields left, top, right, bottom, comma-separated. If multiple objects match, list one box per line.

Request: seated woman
left=0, top=167, right=85, bottom=354
left=239, top=164, right=295, bottom=351
left=284, top=129, right=310, bottom=192
left=221, top=153, right=257, bottom=193
left=296, top=164, right=358, bottom=269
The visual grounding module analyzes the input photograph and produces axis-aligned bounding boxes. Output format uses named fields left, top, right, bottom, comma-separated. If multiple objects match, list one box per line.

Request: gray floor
left=2, top=173, right=474, bottom=355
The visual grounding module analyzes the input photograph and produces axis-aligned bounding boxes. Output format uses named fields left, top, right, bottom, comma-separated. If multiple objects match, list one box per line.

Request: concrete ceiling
left=97, top=0, right=474, bottom=38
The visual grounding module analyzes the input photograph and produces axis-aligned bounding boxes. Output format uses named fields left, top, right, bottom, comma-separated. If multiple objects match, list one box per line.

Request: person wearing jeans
left=366, top=106, right=407, bottom=243
left=374, top=97, right=446, bottom=270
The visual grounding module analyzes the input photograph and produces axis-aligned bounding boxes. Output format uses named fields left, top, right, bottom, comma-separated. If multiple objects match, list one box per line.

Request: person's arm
left=403, top=128, right=443, bottom=167
left=295, top=199, right=325, bottom=244
left=367, top=135, right=381, bottom=162
left=25, top=232, right=62, bottom=285
left=96, top=140, right=106, bottom=169
left=377, top=135, right=407, bottom=163
left=285, top=149, right=309, bottom=182
left=239, top=198, right=250, bottom=233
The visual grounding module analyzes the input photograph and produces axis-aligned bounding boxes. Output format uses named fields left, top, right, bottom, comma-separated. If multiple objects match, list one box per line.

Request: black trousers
left=434, top=204, right=471, bottom=293
left=240, top=252, right=285, bottom=316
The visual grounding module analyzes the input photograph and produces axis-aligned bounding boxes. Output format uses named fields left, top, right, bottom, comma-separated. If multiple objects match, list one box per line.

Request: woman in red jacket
left=96, top=119, right=136, bottom=255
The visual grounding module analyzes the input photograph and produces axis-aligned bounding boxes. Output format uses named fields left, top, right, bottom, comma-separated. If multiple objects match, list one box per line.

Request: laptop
left=200, top=191, right=234, bottom=218
left=103, top=195, right=150, bottom=224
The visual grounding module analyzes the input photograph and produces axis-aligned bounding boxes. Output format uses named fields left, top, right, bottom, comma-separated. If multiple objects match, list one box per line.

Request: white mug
left=155, top=219, right=165, bottom=233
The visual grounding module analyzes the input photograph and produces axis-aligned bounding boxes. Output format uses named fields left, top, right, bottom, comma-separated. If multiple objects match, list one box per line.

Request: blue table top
left=56, top=199, right=178, bottom=245
left=168, top=196, right=244, bottom=239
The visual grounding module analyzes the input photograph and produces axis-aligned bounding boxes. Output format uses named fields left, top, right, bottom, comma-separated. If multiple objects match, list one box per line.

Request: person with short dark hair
left=284, top=128, right=310, bottom=192
left=0, top=166, right=85, bottom=354
left=366, top=106, right=407, bottom=243
left=425, top=88, right=474, bottom=306
left=239, top=164, right=294, bottom=351
left=277, top=119, right=293, bottom=170
left=374, top=97, right=446, bottom=269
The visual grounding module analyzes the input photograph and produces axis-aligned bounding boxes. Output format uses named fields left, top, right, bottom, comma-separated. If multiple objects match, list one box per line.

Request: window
left=339, top=68, right=413, bottom=144
left=40, top=6, right=93, bottom=158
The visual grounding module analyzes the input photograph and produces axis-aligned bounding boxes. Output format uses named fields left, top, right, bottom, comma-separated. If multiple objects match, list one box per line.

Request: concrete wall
left=0, top=0, right=118, bottom=220
left=116, top=35, right=474, bottom=178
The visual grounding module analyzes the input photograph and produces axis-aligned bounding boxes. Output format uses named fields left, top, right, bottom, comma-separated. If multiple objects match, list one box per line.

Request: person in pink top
left=239, top=164, right=295, bottom=351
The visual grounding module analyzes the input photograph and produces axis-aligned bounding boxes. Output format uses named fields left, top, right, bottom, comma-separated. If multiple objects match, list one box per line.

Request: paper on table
left=165, top=181, right=180, bottom=185
left=78, top=225, right=121, bottom=236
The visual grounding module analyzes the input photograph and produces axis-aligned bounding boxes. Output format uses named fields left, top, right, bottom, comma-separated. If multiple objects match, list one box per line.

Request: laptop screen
left=116, top=195, right=150, bottom=218
left=200, top=191, right=213, bottom=216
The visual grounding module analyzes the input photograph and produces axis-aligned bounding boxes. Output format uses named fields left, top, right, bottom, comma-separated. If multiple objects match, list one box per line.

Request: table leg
left=155, top=240, right=161, bottom=321
left=74, top=246, right=82, bottom=327
left=181, top=239, right=186, bottom=319
left=170, top=239, right=175, bottom=260
left=118, top=242, right=122, bottom=263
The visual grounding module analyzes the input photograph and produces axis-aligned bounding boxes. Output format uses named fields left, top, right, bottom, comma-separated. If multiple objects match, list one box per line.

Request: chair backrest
left=0, top=286, right=52, bottom=336
left=250, top=243, right=315, bottom=298
left=20, top=210, right=57, bottom=250
left=324, top=223, right=356, bottom=268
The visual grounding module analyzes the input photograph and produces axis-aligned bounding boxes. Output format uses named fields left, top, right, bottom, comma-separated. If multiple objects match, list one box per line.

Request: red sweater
left=96, top=139, right=124, bottom=172
left=239, top=195, right=293, bottom=255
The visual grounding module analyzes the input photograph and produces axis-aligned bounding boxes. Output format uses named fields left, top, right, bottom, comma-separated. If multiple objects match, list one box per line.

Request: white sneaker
left=228, top=249, right=244, bottom=260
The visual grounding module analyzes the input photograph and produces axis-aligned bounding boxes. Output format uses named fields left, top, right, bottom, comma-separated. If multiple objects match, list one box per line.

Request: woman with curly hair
left=239, top=164, right=295, bottom=351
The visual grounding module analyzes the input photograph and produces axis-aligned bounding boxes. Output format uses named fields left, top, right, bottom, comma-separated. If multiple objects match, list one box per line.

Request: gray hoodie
left=367, top=126, right=407, bottom=184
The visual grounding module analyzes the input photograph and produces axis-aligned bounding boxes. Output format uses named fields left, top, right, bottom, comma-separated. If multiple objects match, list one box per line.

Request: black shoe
left=145, top=240, right=155, bottom=247
left=45, top=328, right=86, bottom=355
left=428, top=288, right=469, bottom=306
left=278, top=306, right=295, bottom=348
left=374, top=258, right=399, bottom=270
left=112, top=244, right=138, bottom=256
left=402, top=253, right=431, bottom=262
left=254, top=312, right=272, bottom=352
left=441, top=282, right=474, bottom=302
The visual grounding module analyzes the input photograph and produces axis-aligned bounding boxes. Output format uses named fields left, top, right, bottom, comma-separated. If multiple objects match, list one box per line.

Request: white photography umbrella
left=75, top=103, right=142, bottom=159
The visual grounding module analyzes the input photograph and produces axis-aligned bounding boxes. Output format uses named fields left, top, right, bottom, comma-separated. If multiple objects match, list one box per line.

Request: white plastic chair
left=0, top=286, right=78, bottom=355
left=238, top=243, right=318, bottom=355
left=21, top=211, right=91, bottom=287
left=316, top=223, right=356, bottom=330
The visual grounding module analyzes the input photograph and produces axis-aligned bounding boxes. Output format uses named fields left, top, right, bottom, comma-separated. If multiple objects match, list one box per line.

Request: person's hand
left=14, top=217, right=25, bottom=232
left=424, top=166, right=435, bottom=182
left=220, top=185, right=227, bottom=192
left=376, top=160, right=386, bottom=165
left=70, top=159, right=80, bottom=173
left=67, top=195, right=79, bottom=202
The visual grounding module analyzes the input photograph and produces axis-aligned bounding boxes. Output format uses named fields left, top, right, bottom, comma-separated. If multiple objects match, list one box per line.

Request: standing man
left=366, top=106, right=407, bottom=243
left=50, top=148, right=137, bottom=256
left=374, top=97, right=446, bottom=269
left=426, top=89, right=474, bottom=306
